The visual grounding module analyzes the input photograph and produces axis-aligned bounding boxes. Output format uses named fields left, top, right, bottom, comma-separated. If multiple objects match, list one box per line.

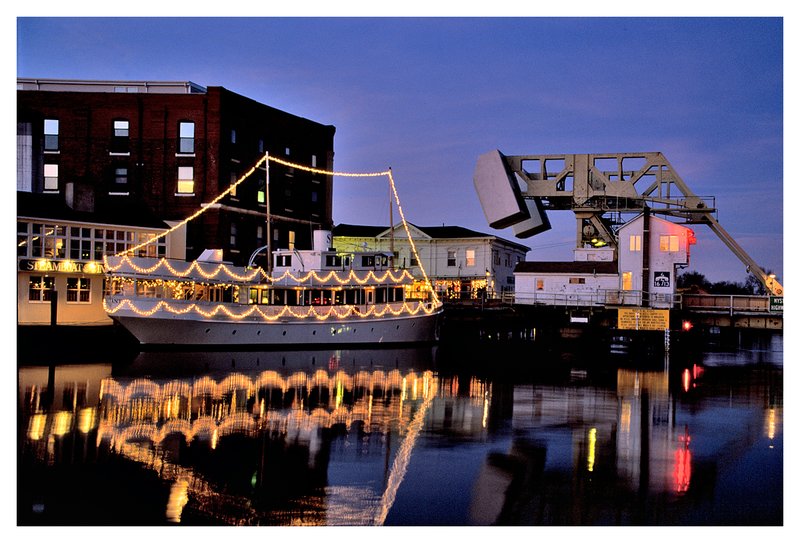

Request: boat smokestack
left=313, top=230, right=333, bottom=252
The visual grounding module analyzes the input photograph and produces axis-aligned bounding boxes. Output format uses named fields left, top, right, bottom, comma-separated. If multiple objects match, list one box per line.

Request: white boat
left=103, top=230, right=443, bottom=347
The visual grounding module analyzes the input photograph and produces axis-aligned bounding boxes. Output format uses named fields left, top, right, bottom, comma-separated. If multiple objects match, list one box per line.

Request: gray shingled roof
left=333, top=223, right=530, bottom=252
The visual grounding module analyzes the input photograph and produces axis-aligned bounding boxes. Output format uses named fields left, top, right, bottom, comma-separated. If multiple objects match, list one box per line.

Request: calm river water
left=17, top=329, right=783, bottom=526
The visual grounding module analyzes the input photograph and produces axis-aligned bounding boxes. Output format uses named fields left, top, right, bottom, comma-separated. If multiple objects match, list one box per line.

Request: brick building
left=17, top=79, right=336, bottom=267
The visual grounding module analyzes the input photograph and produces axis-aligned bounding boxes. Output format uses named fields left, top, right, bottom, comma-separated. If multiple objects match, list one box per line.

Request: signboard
left=653, top=271, right=671, bottom=288
left=769, top=296, right=783, bottom=312
left=618, top=308, right=670, bottom=331
left=19, top=259, right=104, bottom=274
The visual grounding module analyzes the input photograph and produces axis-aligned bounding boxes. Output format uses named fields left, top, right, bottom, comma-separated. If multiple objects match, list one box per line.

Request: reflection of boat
left=123, top=345, right=439, bottom=377
left=104, top=230, right=443, bottom=347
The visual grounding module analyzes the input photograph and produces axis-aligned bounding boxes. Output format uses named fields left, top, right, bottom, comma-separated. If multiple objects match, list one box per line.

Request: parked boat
left=103, top=230, right=442, bottom=347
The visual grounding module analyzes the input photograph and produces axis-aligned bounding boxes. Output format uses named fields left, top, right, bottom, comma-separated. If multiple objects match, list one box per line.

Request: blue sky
left=14, top=14, right=786, bottom=284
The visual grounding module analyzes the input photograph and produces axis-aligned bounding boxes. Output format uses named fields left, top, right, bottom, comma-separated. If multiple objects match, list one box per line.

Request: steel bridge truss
left=473, top=150, right=782, bottom=295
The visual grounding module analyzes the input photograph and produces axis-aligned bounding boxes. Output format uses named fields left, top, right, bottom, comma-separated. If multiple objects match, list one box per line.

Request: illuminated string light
left=104, top=152, right=442, bottom=308
left=104, top=297, right=439, bottom=321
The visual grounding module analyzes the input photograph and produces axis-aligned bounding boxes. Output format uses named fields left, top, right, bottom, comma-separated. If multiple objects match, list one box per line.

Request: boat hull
left=111, top=309, right=441, bottom=347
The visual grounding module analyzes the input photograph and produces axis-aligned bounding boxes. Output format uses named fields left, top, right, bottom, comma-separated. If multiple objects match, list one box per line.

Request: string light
left=104, top=297, right=439, bottom=321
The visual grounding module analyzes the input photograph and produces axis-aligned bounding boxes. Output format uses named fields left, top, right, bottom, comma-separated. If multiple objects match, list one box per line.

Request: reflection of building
left=514, top=214, right=695, bottom=308
left=333, top=223, right=529, bottom=299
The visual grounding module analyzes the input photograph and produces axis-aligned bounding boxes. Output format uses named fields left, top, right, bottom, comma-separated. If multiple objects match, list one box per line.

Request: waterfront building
left=332, top=223, right=529, bottom=300
left=17, top=78, right=336, bottom=268
left=514, top=213, right=695, bottom=309
left=17, top=191, right=184, bottom=326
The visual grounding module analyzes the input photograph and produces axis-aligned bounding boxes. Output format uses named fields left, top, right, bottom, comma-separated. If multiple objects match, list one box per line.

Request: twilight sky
left=15, top=15, right=785, bottom=284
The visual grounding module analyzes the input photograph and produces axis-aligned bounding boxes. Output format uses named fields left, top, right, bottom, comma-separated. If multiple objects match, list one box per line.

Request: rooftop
left=17, top=192, right=170, bottom=229
left=333, top=223, right=530, bottom=252
left=17, top=78, right=206, bottom=94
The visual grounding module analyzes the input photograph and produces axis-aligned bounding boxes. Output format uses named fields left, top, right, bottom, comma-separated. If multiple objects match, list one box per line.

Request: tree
left=677, top=270, right=711, bottom=292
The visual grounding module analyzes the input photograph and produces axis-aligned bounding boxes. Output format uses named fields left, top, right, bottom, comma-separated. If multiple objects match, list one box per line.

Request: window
left=569, top=277, right=586, bottom=284
left=111, top=119, right=129, bottom=153
left=66, top=277, right=91, bottom=303
left=629, top=235, right=642, bottom=251
left=326, top=255, right=343, bottom=267
left=257, top=175, right=266, bottom=204
left=659, top=235, right=679, bottom=252
left=178, top=122, right=195, bottom=153
left=230, top=171, right=238, bottom=198
left=68, top=227, right=93, bottom=260
left=30, top=224, right=66, bottom=258
left=276, top=254, right=292, bottom=267
left=622, top=271, right=633, bottom=291
left=288, top=230, right=295, bottom=250
left=230, top=223, right=238, bottom=247
left=29, top=276, right=55, bottom=302
left=177, top=166, right=194, bottom=194
left=44, top=164, right=59, bottom=192
left=466, top=249, right=476, bottom=267
left=361, top=255, right=375, bottom=267
left=44, top=119, right=59, bottom=151
left=447, top=250, right=456, bottom=267
left=493, top=250, right=500, bottom=266
left=231, top=129, right=236, bottom=144
left=311, top=155, right=317, bottom=167
left=258, top=139, right=264, bottom=153
left=110, top=167, right=129, bottom=194
left=311, top=191, right=318, bottom=203
left=536, top=279, right=544, bottom=291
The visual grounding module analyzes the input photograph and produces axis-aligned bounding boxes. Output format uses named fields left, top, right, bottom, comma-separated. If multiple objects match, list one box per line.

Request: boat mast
left=265, top=152, right=272, bottom=275
left=389, top=168, right=394, bottom=264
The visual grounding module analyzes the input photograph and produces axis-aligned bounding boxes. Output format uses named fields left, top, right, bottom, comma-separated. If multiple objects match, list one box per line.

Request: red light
left=682, top=320, right=693, bottom=331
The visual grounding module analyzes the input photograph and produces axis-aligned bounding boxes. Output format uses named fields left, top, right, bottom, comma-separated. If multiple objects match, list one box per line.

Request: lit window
left=44, top=164, right=59, bottom=192
left=447, top=250, right=456, bottom=267
left=288, top=230, right=296, bottom=250
left=29, top=276, right=55, bottom=302
left=622, top=271, right=633, bottom=291
left=659, top=235, right=679, bottom=252
left=230, top=171, right=238, bottom=198
left=66, top=277, right=91, bottom=303
left=257, top=176, right=266, bottom=204
left=44, top=119, right=59, bottom=151
left=629, top=235, right=642, bottom=251
left=178, top=122, right=195, bottom=153
left=536, top=279, right=544, bottom=291
left=177, top=166, right=194, bottom=194
left=311, top=155, right=317, bottom=167
left=466, top=249, right=476, bottom=267
left=569, top=277, right=586, bottom=284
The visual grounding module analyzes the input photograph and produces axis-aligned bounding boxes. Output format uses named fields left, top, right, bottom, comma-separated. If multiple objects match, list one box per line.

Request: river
left=17, top=328, right=783, bottom=526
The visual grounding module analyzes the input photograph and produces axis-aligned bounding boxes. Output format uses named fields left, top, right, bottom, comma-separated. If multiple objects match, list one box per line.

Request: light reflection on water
left=18, top=336, right=783, bottom=526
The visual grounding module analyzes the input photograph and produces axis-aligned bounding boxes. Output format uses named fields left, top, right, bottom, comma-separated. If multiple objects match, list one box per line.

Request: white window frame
left=177, top=166, right=194, bottom=195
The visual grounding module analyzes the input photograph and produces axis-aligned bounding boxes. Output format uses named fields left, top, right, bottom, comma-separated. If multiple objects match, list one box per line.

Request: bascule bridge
left=473, top=150, right=782, bottom=330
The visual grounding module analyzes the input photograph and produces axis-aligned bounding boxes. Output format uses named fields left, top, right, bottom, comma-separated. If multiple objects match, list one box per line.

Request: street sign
left=769, top=296, right=783, bottom=312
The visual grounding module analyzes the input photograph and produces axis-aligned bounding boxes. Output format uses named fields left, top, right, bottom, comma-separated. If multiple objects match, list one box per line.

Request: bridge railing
left=681, top=294, right=778, bottom=314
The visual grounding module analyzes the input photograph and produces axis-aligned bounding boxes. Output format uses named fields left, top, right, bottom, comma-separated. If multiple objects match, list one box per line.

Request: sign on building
left=769, top=296, right=783, bottom=312
left=653, top=271, right=671, bottom=288
left=617, top=308, right=670, bottom=331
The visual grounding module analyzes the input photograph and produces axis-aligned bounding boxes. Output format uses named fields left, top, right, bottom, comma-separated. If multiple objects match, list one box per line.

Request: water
left=17, top=330, right=783, bottom=526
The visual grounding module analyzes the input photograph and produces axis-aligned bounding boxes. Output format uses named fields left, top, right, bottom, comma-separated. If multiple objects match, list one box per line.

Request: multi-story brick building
left=17, top=79, right=336, bottom=266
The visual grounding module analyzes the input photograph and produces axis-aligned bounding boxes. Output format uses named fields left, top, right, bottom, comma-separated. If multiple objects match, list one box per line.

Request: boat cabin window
left=361, top=255, right=375, bottom=267
left=275, top=254, right=292, bottom=267
left=325, top=254, right=351, bottom=268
